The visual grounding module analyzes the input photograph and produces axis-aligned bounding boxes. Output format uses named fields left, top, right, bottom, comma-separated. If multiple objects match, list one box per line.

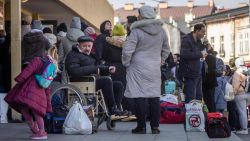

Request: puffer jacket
left=232, top=68, right=246, bottom=95
left=180, top=33, right=204, bottom=78
left=65, top=45, right=110, bottom=79
left=5, top=57, right=52, bottom=116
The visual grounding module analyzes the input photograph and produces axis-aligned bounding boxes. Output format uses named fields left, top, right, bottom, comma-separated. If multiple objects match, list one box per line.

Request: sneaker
left=236, top=129, right=248, bottom=135
left=30, top=131, right=48, bottom=140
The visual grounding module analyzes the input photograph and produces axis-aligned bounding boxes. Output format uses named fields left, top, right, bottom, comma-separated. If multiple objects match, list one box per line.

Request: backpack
left=216, top=58, right=224, bottom=76
left=35, top=57, right=57, bottom=88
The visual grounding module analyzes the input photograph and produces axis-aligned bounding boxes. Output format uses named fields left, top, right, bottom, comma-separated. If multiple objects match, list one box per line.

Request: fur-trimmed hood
left=130, top=19, right=164, bottom=35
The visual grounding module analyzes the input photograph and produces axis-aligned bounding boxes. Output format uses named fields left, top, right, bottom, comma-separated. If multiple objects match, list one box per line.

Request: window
left=219, top=36, right=225, bottom=57
left=238, top=31, right=249, bottom=55
left=210, top=37, right=214, bottom=48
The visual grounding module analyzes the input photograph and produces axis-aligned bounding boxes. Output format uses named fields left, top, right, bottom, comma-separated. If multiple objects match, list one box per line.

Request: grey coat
left=122, top=19, right=170, bottom=98
left=58, top=28, right=84, bottom=64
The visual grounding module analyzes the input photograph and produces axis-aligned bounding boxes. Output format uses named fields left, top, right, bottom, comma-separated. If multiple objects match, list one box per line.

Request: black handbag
left=205, top=117, right=231, bottom=138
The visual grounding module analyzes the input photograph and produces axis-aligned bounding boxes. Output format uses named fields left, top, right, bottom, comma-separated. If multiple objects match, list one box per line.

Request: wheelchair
left=51, top=74, right=116, bottom=132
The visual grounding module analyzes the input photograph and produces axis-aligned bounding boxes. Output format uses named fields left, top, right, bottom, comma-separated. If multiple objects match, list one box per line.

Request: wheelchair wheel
left=51, top=83, right=87, bottom=106
left=106, top=116, right=116, bottom=130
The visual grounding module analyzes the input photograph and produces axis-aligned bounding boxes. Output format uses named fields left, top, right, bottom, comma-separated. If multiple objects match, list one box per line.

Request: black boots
left=151, top=127, right=160, bottom=134
left=131, top=127, right=160, bottom=134
left=131, top=127, right=146, bottom=134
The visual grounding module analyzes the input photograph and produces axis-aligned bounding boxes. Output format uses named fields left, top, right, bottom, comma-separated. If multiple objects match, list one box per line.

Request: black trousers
left=203, top=87, right=216, bottom=112
left=134, top=97, right=160, bottom=128
left=96, top=76, right=124, bottom=111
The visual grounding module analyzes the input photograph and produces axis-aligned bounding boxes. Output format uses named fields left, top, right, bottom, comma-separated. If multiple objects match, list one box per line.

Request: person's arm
left=122, top=30, right=138, bottom=67
left=180, top=40, right=203, bottom=60
left=161, top=30, right=171, bottom=65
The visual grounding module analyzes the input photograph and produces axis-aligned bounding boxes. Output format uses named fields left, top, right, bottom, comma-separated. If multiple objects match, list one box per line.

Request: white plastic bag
left=185, top=100, right=205, bottom=132
left=63, top=102, right=92, bottom=134
left=0, top=93, right=8, bottom=123
left=224, top=82, right=234, bottom=101
left=160, top=94, right=178, bottom=104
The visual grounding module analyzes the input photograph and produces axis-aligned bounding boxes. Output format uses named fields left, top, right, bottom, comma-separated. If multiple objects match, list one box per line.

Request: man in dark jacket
left=65, top=35, right=124, bottom=116
left=180, top=24, right=207, bottom=103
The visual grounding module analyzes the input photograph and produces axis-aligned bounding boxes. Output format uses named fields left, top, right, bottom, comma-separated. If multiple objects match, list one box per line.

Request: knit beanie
left=31, top=20, right=43, bottom=30
left=112, top=24, right=126, bottom=36
left=138, top=5, right=156, bottom=19
left=81, top=22, right=89, bottom=32
left=57, top=23, right=67, bottom=33
left=84, top=27, right=96, bottom=36
left=70, top=17, right=81, bottom=29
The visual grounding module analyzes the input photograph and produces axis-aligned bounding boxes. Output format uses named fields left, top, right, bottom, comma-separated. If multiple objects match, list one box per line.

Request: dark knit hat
left=77, top=35, right=94, bottom=43
left=57, top=23, right=67, bottom=33
left=81, top=22, right=89, bottom=32
left=31, top=20, right=43, bottom=30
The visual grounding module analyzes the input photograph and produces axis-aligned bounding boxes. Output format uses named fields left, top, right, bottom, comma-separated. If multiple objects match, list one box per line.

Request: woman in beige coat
left=232, top=57, right=250, bottom=135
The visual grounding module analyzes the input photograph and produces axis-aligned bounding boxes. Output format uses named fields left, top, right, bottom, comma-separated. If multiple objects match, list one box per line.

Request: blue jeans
left=184, top=77, right=203, bottom=103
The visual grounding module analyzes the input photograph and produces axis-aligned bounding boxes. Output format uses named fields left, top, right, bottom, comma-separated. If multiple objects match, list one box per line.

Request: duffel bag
left=160, top=102, right=185, bottom=124
left=205, top=117, right=231, bottom=138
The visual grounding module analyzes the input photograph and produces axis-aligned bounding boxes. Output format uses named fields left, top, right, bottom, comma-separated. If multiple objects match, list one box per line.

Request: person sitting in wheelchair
left=65, top=35, right=126, bottom=117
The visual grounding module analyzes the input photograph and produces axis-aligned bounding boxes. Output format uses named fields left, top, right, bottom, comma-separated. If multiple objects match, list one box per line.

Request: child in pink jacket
left=5, top=46, right=58, bottom=140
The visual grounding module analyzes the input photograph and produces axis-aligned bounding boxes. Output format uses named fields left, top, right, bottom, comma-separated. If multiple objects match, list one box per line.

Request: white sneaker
left=236, top=129, right=248, bottom=135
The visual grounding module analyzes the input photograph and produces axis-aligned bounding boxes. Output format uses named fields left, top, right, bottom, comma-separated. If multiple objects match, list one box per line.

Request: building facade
left=191, top=6, right=249, bottom=63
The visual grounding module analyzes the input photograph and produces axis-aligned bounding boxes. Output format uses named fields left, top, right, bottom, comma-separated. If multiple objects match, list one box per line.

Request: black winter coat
left=180, top=33, right=204, bottom=78
left=65, top=45, right=110, bottom=78
left=203, top=54, right=218, bottom=88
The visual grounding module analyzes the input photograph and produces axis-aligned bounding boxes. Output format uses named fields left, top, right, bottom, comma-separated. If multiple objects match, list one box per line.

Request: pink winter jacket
left=5, top=57, right=52, bottom=116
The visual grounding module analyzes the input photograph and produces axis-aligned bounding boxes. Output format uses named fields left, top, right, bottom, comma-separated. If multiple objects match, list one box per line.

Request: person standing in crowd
left=21, top=15, right=32, bottom=40
left=84, top=26, right=97, bottom=54
left=180, top=24, right=207, bottom=103
left=43, top=27, right=57, bottom=46
left=126, top=16, right=137, bottom=36
left=225, top=65, right=241, bottom=131
left=56, top=23, right=67, bottom=46
left=232, top=57, right=250, bottom=135
left=122, top=5, right=170, bottom=134
left=58, top=17, right=84, bottom=65
left=202, top=49, right=217, bottom=112
left=94, top=20, right=112, bottom=62
left=5, top=46, right=58, bottom=140
left=22, top=20, right=51, bottom=68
